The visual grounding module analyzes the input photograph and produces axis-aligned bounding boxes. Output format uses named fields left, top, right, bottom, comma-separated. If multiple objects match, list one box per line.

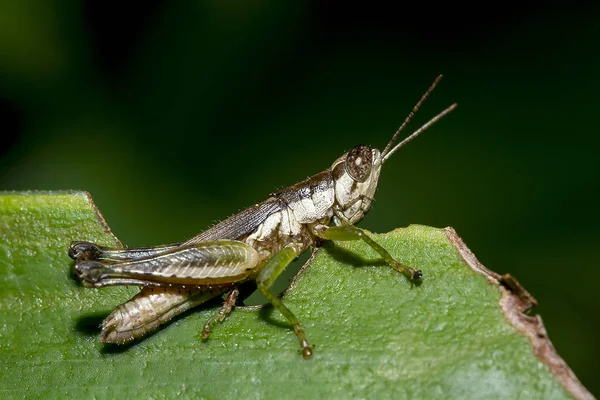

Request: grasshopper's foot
left=69, top=241, right=102, bottom=261
left=300, top=340, right=314, bottom=359
left=390, top=260, right=422, bottom=282
left=200, top=326, right=211, bottom=340
left=293, top=326, right=314, bottom=359
left=412, top=269, right=423, bottom=281
left=403, top=265, right=422, bottom=281
left=201, top=315, right=221, bottom=339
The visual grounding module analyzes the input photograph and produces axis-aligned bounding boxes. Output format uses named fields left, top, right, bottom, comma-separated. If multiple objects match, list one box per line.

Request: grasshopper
left=70, top=75, right=456, bottom=358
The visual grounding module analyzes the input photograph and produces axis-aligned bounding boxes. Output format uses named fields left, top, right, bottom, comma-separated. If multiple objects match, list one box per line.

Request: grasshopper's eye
left=345, top=145, right=373, bottom=182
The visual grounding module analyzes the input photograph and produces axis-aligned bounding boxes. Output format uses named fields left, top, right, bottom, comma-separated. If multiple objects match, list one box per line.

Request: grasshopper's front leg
left=256, top=245, right=313, bottom=359
left=312, top=224, right=422, bottom=281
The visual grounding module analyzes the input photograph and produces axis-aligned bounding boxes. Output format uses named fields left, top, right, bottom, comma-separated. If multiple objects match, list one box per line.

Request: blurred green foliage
left=0, top=1, right=598, bottom=396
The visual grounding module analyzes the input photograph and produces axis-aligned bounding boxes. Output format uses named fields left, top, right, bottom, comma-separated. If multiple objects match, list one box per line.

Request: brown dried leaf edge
left=446, top=227, right=594, bottom=400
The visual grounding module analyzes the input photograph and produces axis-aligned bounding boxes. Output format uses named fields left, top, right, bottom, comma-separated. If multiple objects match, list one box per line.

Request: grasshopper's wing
left=183, top=197, right=284, bottom=244
left=75, top=198, right=285, bottom=288
left=70, top=197, right=284, bottom=262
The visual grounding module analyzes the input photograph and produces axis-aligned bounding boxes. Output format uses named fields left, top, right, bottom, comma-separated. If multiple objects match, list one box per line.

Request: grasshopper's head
left=330, top=145, right=383, bottom=224
left=331, top=75, right=457, bottom=225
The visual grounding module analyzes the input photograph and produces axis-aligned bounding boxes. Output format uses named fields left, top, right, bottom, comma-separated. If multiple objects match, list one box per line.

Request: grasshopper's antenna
left=381, top=74, right=444, bottom=159
left=382, top=103, right=457, bottom=163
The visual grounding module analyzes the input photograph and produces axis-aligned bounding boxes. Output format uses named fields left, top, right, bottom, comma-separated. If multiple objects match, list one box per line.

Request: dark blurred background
left=1, top=1, right=598, bottom=395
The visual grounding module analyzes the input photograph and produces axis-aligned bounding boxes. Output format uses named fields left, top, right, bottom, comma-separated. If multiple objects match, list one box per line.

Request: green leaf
left=0, top=192, right=592, bottom=399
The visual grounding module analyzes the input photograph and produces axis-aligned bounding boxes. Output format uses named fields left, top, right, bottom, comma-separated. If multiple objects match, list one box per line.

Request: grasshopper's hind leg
left=256, top=245, right=313, bottom=359
left=74, top=240, right=260, bottom=288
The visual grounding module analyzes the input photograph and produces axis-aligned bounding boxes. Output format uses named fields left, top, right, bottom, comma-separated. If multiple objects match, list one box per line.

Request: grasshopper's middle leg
left=312, top=224, right=422, bottom=281
left=201, top=280, right=257, bottom=340
left=201, top=288, right=239, bottom=339
left=256, top=245, right=313, bottom=359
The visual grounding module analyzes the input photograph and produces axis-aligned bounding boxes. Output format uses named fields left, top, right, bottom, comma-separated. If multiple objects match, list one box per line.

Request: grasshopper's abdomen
left=101, top=286, right=229, bottom=344
left=75, top=240, right=261, bottom=287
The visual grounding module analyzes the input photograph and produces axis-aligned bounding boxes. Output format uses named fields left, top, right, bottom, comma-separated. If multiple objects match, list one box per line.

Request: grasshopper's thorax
left=244, top=145, right=384, bottom=259
left=331, top=145, right=382, bottom=225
